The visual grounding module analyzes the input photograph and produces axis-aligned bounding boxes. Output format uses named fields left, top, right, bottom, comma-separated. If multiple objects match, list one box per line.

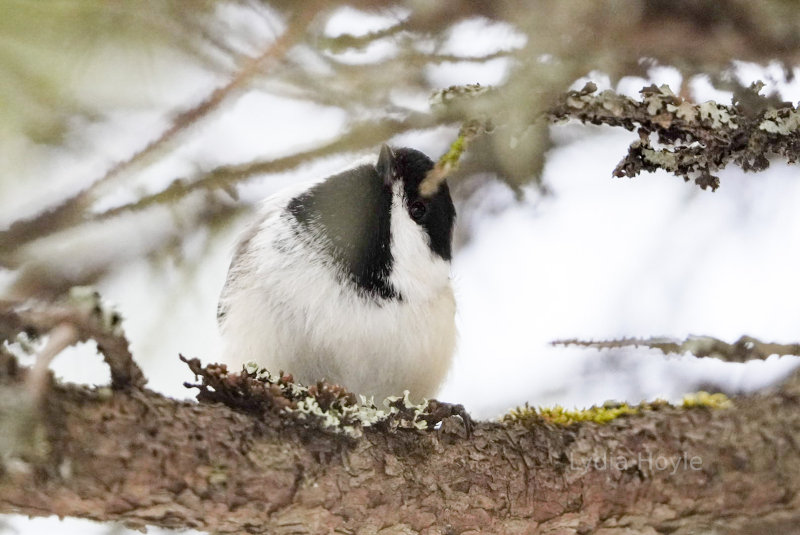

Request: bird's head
left=286, top=145, right=455, bottom=301
left=376, top=145, right=456, bottom=262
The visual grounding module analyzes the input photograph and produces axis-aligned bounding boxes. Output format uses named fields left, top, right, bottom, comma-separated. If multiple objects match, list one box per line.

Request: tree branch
left=0, top=291, right=144, bottom=390
left=2, top=354, right=800, bottom=534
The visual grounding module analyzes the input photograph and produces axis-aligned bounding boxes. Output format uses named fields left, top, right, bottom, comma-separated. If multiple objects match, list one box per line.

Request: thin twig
left=0, top=4, right=320, bottom=259
left=88, top=6, right=317, bottom=195
left=552, top=335, right=800, bottom=363
left=87, top=113, right=439, bottom=223
left=315, top=20, right=407, bottom=52
left=420, top=119, right=484, bottom=197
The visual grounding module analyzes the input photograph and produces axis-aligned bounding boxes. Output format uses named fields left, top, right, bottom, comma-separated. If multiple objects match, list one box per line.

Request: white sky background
left=4, top=5, right=800, bottom=534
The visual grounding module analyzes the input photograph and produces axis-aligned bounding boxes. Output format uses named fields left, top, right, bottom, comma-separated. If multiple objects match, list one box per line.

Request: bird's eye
left=409, top=200, right=427, bottom=222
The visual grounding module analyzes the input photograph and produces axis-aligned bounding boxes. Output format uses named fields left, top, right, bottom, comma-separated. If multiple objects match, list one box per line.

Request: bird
left=217, top=145, right=457, bottom=402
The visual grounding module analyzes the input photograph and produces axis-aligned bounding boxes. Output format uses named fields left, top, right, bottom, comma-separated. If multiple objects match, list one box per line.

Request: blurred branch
left=88, top=112, right=440, bottom=222
left=0, top=4, right=319, bottom=262
left=315, top=20, right=408, bottom=52
left=552, top=334, right=800, bottom=363
left=85, top=5, right=316, bottom=194
left=26, top=322, right=78, bottom=402
left=326, top=49, right=515, bottom=69
left=0, top=290, right=144, bottom=389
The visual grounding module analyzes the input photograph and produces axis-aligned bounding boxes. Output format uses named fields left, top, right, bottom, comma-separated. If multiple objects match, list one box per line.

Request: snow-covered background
left=4, top=6, right=800, bottom=534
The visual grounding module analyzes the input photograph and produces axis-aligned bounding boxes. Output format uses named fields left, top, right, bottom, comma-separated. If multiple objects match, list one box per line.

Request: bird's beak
left=377, top=144, right=397, bottom=187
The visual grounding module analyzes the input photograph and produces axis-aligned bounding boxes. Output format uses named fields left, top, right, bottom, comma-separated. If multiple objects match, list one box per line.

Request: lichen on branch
left=181, top=357, right=473, bottom=438
left=551, top=81, right=800, bottom=190
left=432, top=80, right=800, bottom=191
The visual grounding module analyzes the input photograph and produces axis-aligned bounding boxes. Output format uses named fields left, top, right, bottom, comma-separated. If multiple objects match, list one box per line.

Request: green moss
left=421, top=119, right=483, bottom=197
left=504, top=393, right=732, bottom=427
left=438, top=134, right=467, bottom=171
left=681, top=391, right=733, bottom=409
left=504, top=402, right=639, bottom=425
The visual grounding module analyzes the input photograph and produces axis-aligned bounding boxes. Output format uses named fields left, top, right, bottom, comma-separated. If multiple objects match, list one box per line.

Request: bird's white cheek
left=388, top=185, right=451, bottom=301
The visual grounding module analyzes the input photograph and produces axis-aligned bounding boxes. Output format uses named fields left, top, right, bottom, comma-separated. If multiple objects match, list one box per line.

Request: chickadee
left=217, top=145, right=456, bottom=401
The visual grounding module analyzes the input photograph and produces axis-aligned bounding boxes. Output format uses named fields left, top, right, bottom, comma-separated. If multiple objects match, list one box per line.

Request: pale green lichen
left=601, top=90, right=624, bottom=115
left=642, top=147, right=679, bottom=167
left=641, top=85, right=674, bottom=115
left=759, top=108, right=800, bottom=135
left=698, top=101, right=738, bottom=129
left=191, top=359, right=461, bottom=439
left=243, top=360, right=260, bottom=376
left=292, top=397, right=339, bottom=428
left=666, top=101, right=699, bottom=121
left=760, top=120, right=781, bottom=133
left=645, top=97, right=663, bottom=116
left=554, top=80, right=800, bottom=191
left=68, top=286, right=124, bottom=335
left=284, top=385, right=432, bottom=438
left=566, top=95, right=587, bottom=110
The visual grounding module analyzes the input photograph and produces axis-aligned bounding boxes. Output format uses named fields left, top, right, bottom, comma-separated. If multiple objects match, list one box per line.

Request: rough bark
left=2, top=354, right=800, bottom=535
